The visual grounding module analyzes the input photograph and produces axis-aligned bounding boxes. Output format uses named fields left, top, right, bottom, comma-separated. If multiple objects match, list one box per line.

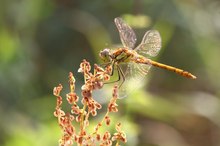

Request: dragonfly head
left=99, top=48, right=112, bottom=62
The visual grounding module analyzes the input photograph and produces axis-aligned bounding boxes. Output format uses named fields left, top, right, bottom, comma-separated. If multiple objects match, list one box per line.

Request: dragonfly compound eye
left=99, top=48, right=112, bottom=62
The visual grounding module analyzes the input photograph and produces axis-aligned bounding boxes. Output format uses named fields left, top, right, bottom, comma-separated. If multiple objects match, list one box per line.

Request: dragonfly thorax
left=112, top=48, right=133, bottom=63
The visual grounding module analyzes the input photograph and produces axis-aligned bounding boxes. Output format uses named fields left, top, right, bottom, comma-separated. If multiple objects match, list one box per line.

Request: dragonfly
left=99, top=17, right=196, bottom=97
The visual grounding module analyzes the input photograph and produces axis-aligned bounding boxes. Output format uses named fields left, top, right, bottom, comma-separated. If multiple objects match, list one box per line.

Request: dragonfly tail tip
left=191, top=74, right=197, bottom=79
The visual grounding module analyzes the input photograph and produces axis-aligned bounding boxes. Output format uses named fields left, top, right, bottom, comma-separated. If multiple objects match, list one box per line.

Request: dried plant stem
left=80, top=104, right=87, bottom=131
left=92, top=110, right=110, bottom=136
left=116, top=140, right=120, bottom=146
left=77, top=104, right=87, bottom=146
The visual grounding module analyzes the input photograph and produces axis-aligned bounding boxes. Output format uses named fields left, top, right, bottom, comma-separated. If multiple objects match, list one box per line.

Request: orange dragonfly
left=99, top=17, right=196, bottom=96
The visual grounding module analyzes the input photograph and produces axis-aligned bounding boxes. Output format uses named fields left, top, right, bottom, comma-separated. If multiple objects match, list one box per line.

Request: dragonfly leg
left=103, top=62, right=121, bottom=84
left=99, top=62, right=111, bottom=68
left=99, top=61, right=115, bottom=76
left=117, top=65, right=125, bottom=88
left=103, top=64, right=126, bottom=89
left=109, top=61, right=115, bottom=76
left=102, top=61, right=126, bottom=88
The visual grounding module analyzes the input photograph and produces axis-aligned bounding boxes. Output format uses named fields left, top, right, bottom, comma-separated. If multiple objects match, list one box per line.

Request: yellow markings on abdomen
left=150, top=60, right=197, bottom=79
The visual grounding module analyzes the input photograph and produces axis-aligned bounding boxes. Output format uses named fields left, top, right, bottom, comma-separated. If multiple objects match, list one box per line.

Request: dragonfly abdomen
left=149, top=60, right=196, bottom=79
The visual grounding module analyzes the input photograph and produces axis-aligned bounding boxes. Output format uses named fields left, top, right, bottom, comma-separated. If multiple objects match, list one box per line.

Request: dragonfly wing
left=114, top=17, right=137, bottom=49
left=118, top=62, right=151, bottom=98
left=135, top=30, right=161, bottom=57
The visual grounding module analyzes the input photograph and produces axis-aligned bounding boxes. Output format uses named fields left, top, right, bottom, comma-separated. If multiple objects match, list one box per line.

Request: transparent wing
left=114, top=17, right=137, bottom=49
left=118, top=62, right=151, bottom=98
left=135, top=30, right=161, bottom=57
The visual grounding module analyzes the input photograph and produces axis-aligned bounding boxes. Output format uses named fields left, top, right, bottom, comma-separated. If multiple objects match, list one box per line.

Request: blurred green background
left=0, top=0, right=220, bottom=146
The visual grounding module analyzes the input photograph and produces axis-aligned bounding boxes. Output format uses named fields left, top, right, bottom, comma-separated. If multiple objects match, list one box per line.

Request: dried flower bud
left=80, top=130, right=86, bottom=136
left=53, top=84, right=63, bottom=96
left=78, top=136, right=83, bottom=144
left=96, top=134, right=101, bottom=141
left=103, top=131, right=111, bottom=140
left=81, top=90, right=92, bottom=98
left=105, top=65, right=113, bottom=75
left=91, top=110, right=97, bottom=116
left=107, top=140, right=112, bottom=145
left=80, top=59, right=91, bottom=73
left=56, top=96, right=63, bottom=107
left=103, top=74, right=110, bottom=81
left=71, top=104, right=81, bottom=114
left=105, top=116, right=111, bottom=125
left=68, top=72, right=76, bottom=92
left=93, top=81, right=104, bottom=90
left=95, top=102, right=102, bottom=109
left=65, top=125, right=75, bottom=136
left=108, top=102, right=118, bottom=112
left=94, top=64, right=105, bottom=72
left=74, top=135, right=79, bottom=142
left=66, top=93, right=79, bottom=104
left=112, top=123, right=127, bottom=143
left=112, top=132, right=127, bottom=143
left=76, top=115, right=81, bottom=122
left=112, top=85, right=118, bottom=98
left=81, top=97, right=88, bottom=105
left=54, top=108, right=65, bottom=117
